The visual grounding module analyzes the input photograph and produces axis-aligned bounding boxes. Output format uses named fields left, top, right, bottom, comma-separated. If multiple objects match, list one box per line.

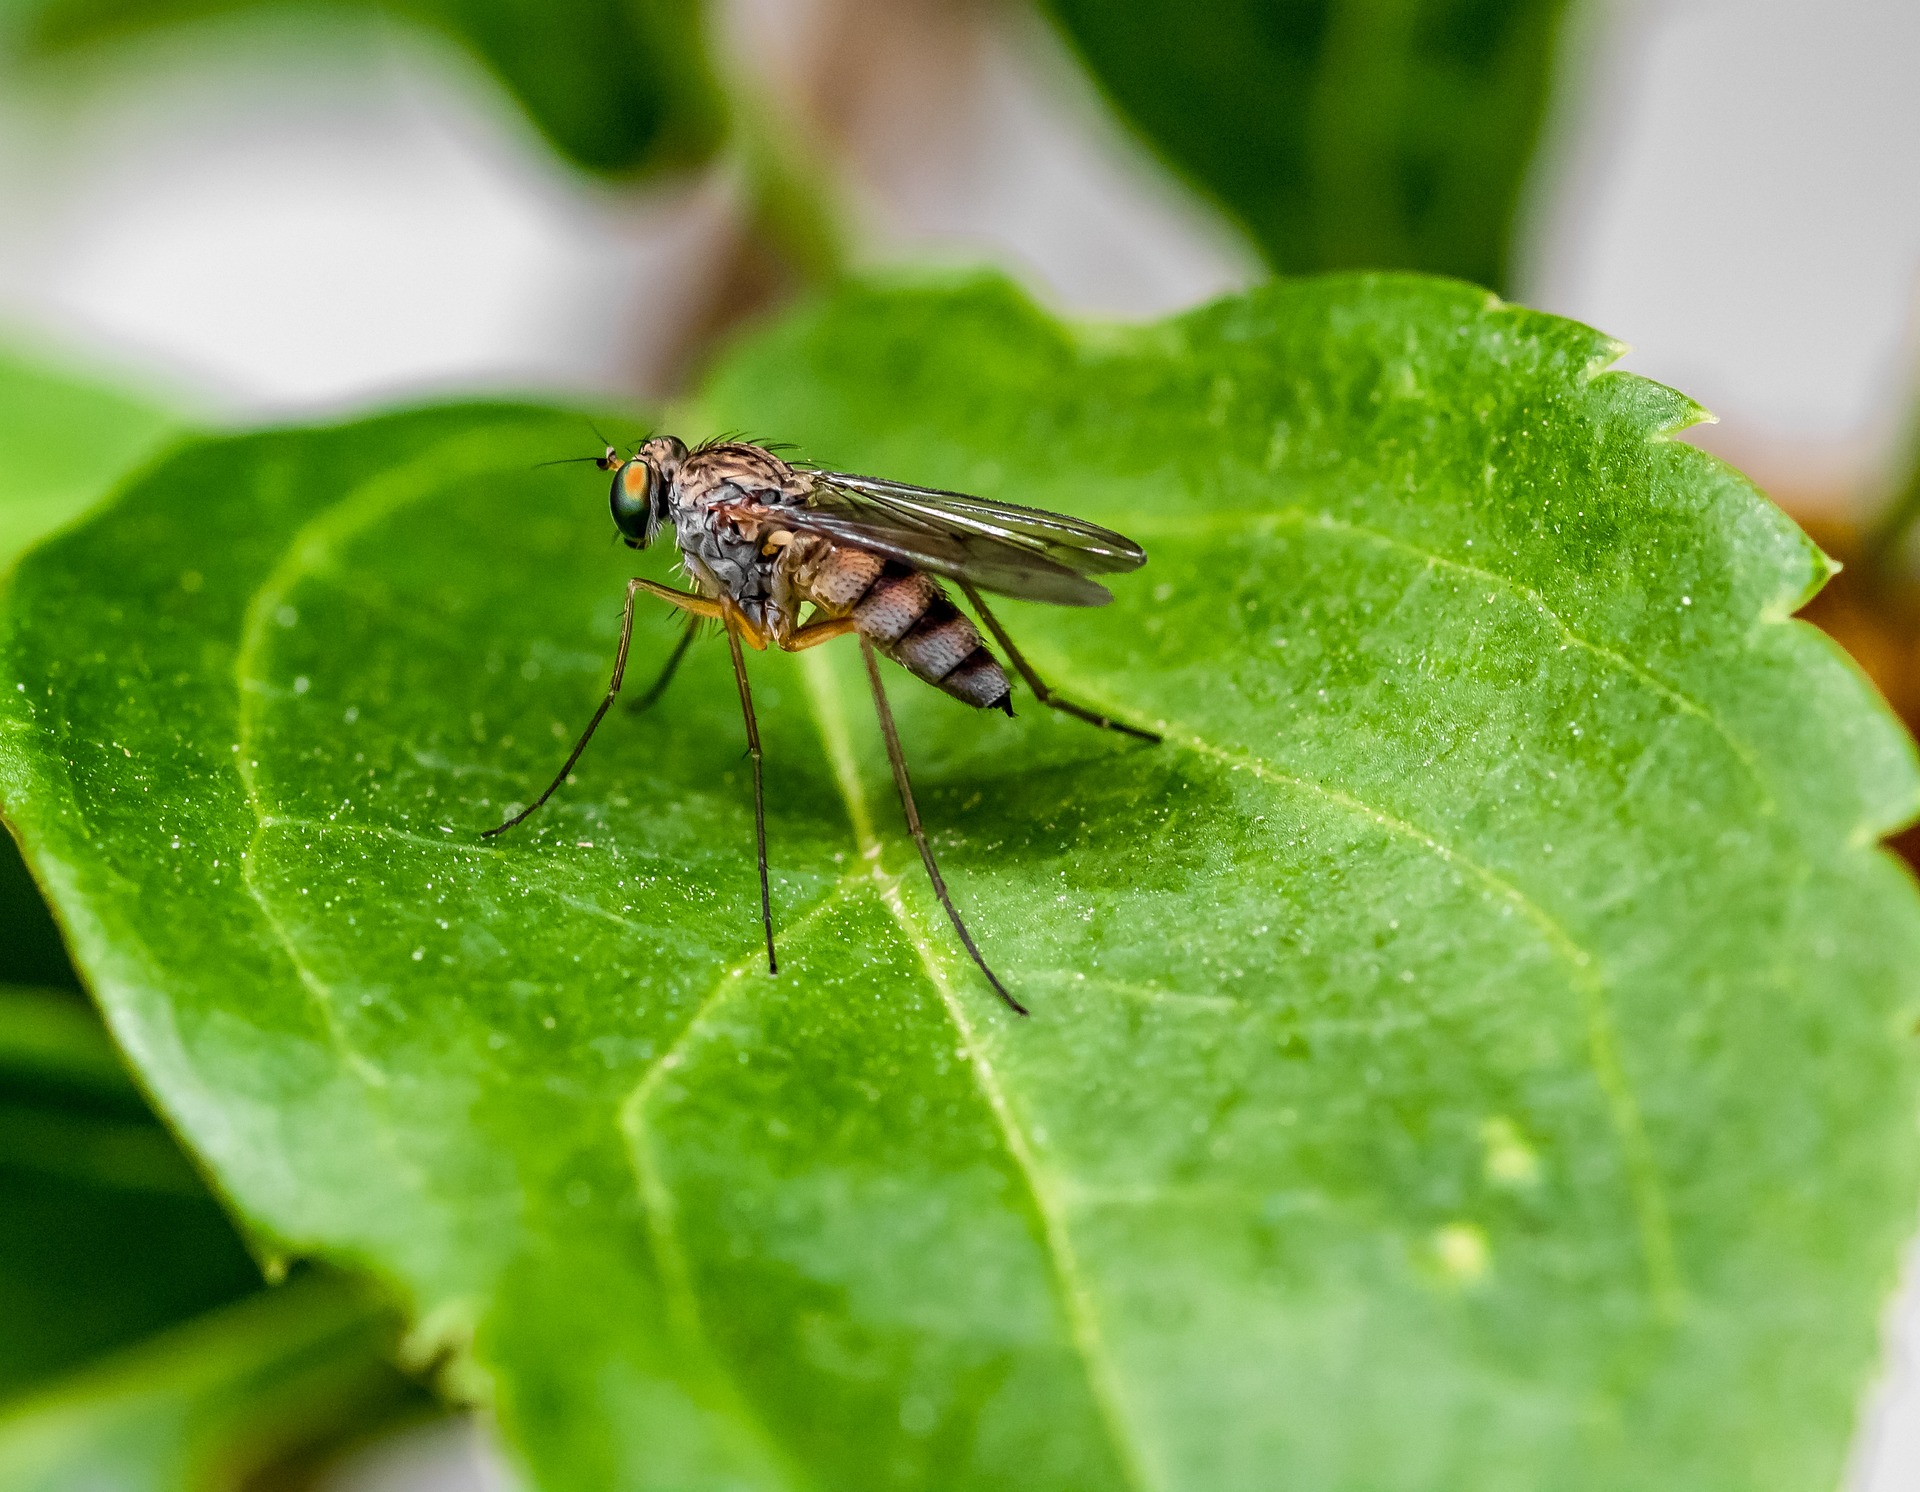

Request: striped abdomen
left=851, top=563, right=1012, bottom=713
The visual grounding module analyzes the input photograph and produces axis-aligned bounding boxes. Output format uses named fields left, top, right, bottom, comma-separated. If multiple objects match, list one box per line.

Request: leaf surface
left=1040, top=0, right=1570, bottom=289
left=2, top=277, right=1918, bottom=1491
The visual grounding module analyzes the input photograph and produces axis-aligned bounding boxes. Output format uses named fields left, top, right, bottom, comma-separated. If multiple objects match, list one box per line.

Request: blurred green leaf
left=0, top=1271, right=420, bottom=1492
left=12, top=0, right=725, bottom=178
left=0, top=986, right=134, bottom=1099
left=1040, top=0, right=1570, bottom=290
left=0, top=992, right=264, bottom=1403
left=0, top=343, right=179, bottom=582
left=0, top=275, right=1916, bottom=1490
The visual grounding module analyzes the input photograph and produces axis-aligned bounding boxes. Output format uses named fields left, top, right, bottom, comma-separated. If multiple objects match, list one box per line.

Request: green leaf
left=0, top=346, right=423, bottom=1482
left=0, top=342, right=179, bottom=577
left=1039, top=0, right=1570, bottom=290
left=0, top=343, right=180, bottom=1000
left=0, top=988, right=263, bottom=1403
left=11, top=0, right=725, bottom=180
left=2, top=275, right=1917, bottom=1490
left=0, top=1270, right=420, bottom=1492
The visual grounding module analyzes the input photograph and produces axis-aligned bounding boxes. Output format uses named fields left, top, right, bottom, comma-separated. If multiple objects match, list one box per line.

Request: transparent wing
left=786, top=473, right=1146, bottom=607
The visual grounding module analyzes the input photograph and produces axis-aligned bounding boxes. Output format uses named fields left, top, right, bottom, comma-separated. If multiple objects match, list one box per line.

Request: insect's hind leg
left=959, top=583, right=1160, bottom=744
left=484, top=577, right=644, bottom=838
left=861, top=638, right=1027, bottom=1016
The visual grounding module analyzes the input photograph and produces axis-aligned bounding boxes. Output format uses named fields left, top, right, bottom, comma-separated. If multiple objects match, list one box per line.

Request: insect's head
left=602, top=435, right=686, bottom=549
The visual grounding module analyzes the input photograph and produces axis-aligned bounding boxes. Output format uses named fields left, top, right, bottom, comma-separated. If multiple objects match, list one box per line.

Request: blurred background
left=1, top=0, right=1919, bottom=1487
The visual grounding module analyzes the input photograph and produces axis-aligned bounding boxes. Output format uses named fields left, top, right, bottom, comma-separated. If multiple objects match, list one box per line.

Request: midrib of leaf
left=796, top=647, right=1164, bottom=1492
left=1085, top=505, right=1772, bottom=811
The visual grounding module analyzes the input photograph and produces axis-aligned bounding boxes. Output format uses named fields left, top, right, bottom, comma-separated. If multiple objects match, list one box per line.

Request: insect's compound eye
left=609, top=459, right=659, bottom=548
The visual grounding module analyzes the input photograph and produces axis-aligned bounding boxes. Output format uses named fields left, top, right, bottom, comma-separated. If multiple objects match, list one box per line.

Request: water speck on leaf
left=293, top=676, right=310, bottom=695
left=1480, top=1117, right=1542, bottom=1187
left=274, top=605, right=298, bottom=628
left=1433, top=1223, right=1491, bottom=1285
left=411, top=947, right=425, bottom=961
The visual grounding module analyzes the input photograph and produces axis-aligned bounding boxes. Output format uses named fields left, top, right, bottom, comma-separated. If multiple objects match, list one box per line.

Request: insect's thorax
left=665, top=446, right=808, bottom=627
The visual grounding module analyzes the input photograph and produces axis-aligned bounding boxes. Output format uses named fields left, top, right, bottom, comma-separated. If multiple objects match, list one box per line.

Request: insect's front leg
left=632, top=576, right=724, bottom=620
left=483, top=577, right=647, bottom=837
left=723, top=599, right=771, bottom=652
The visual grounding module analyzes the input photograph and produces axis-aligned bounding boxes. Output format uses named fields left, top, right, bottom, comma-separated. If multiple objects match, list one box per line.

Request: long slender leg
left=861, top=639, right=1027, bottom=1016
left=485, top=578, right=643, bottom=837
left=727, top=618, right=778, bottom=975
left=626, top=616, right=697, bottom=714
left=960, top=582, right=1161, bottom=744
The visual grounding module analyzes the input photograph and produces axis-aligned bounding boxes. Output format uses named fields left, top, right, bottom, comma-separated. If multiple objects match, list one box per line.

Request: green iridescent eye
left=609, top=459, right=658, bottom=547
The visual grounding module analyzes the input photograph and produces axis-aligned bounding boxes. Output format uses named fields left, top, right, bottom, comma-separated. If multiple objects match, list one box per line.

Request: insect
left=485, top=436, right=1157, bottom=1014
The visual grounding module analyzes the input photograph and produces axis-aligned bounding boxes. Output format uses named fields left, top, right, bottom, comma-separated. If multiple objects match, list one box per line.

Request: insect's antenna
left=535, top=455, right=605, bottom=469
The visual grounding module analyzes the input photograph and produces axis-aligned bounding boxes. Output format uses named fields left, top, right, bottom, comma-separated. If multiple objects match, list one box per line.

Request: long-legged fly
left=484, top=436, right=1157, bottom=1014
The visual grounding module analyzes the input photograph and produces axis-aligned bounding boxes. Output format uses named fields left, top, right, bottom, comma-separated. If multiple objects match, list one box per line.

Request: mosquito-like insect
left=484, top=436, right=1157, bottom=1014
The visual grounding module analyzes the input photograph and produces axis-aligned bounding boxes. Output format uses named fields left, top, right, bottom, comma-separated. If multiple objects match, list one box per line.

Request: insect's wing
left=783, top=509, right=1112, bottom=606
left=816, top=473, right=1146, bottom=574
left=789, top=473, right=1146, bottom=607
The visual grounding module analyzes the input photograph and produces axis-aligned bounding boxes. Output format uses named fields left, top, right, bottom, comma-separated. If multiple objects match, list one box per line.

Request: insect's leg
left=625, top=615, right=698, bottom=715
left=722, top=598, right=771, bottom=652
left=860, top=638, right=1027, bottom=1016
left=727, top=617, right=778, bottom=975
left=633, top=576, right=725, bottom=619
left=779, top=615, right=859, bottom=653
left=484, top=577, right=644, bottom=837
left=960, top=582, right=1160, bottom=744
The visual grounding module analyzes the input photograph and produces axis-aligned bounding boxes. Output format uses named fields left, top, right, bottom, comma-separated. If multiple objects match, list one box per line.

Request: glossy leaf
left=1040, top=0, right=1570, bottom=290
left=2, top=275, right=1918, bottom=1491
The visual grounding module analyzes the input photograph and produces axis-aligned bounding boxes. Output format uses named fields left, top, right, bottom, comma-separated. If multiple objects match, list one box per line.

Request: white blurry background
left=2, top=0, right=1919, bottom=1486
